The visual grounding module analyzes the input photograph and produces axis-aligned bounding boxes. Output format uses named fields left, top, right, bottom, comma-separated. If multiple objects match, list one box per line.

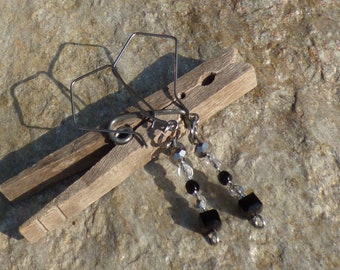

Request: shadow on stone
left=0, top=41, right=203, bottom=240
left=144, top=161, right=201, bottom=235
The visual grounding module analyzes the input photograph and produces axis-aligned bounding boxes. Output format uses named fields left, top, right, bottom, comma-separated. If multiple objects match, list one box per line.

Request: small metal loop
left=251, top=214, right=266, bottom=228
left=207, top=229, right=220, bottom=245
left=106, top=112, right=142, bottom=145
left=187, top=113, right=202, bottom=145
left=108, top=124, right=134, bottom=145
left=157, top=120, right=180, bottom=149
left=189, top=113, right=200, bottom=124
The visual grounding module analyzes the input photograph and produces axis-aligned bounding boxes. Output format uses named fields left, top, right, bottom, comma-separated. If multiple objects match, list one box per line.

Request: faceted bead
left=195, top=194, right=208, bottom=211
left=218, top=170, right=233, bottom=185
left=178, top=161, right=194, bottom=179
left=171, top=148, right=186, bottom=161
left=195, top=142, right=209, bottom=158
left=229, top=185, right=245, bottom=199
left=185, top=180, right=200, bottom=194
left=238, top=192, right=263, bottom=218
left=207, top=154, right=222, bottom=171
left=199, top=209, right=222, bottom=234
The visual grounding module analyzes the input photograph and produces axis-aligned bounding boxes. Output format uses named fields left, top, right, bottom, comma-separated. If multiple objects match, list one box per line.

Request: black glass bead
left=199, top=209, right=222, bottom=234
left=185, top=180, right=200, bottom=194
left=217, top=170, right=232, bottom=185
left=238, top=192, right=263, bottom=219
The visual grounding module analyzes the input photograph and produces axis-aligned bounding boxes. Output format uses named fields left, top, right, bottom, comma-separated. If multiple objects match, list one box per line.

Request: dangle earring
left=169, top=73, right=265, bottom=227
left=71, top=32, right=224, bottom=244
left=185, top=113, right=265, bottom=228
left=157, top=120, right=222, bottom=245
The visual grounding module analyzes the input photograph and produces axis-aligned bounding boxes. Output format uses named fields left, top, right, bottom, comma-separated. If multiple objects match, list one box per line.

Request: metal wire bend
left=70, top=32, right=183, bottom=146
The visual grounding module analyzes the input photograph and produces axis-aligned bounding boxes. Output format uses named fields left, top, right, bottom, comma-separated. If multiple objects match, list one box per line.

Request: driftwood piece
left=6, top=48, right=257, bottom=242
left=0, top=132, right=112, bottom=201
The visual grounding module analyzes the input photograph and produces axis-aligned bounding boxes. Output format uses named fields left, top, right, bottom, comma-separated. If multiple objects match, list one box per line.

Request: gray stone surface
left=0, top=1, right=339, bottom=269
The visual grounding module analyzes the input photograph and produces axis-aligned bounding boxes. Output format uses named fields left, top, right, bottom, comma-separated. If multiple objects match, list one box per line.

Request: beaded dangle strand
left=187, top=114, right=265, bottom=228
left=158, top=121, right=222, bottom=244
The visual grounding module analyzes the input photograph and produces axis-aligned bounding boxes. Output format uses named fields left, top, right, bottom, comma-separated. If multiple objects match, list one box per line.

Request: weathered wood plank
left=17, top=48, right=257, bottom=242
left=0, top=131, right=112, bottom=201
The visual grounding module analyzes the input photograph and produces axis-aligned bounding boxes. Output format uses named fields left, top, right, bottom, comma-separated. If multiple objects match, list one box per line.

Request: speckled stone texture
left=0, top=1, right=339, bottom=269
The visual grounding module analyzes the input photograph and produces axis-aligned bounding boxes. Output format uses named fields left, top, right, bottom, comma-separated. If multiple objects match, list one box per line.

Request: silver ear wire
left=70, top=32, right=181, bottom=146
left=69, top=64, right=146, bottom=145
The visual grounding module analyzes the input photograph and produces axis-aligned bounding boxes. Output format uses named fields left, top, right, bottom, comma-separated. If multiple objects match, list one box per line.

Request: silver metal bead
left=171, top=148, right=186, bottom=161
left=195, top=142, right=209, bottom=158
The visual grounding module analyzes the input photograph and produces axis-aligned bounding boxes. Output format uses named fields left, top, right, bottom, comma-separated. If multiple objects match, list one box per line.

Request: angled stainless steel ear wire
left=70, top=32, right=182, bottom=146
left=70, top=64, right=146, bottom=145
left=112, top=32, right=182, bottom=129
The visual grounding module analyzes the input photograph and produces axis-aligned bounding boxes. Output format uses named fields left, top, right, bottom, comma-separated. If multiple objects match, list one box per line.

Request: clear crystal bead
left=195, top=193, right=208, bottom=212
left=206, top=153, right=222, bottom=171
left=178, top=159, right=194, bottom=179
left=229, top=185, right=245, bottom=199
left=225, top=181, right=234, bottom=190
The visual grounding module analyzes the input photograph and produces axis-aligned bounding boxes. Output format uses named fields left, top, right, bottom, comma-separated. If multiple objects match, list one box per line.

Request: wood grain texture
left=0, top=131, right=112, bottom=201
left=17, top=48, right=257, bottom=242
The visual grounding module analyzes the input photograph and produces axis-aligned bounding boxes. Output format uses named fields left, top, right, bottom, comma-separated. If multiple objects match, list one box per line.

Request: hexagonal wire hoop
left=69, top=32, right=185, bottom=143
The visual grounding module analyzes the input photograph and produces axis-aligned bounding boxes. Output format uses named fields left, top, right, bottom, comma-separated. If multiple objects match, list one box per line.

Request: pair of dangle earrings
left=70, top=32, right=265, bottom=245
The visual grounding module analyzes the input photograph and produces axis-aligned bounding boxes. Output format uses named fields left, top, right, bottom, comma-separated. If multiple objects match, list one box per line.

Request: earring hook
left=70, top=32, right=184, bottom=146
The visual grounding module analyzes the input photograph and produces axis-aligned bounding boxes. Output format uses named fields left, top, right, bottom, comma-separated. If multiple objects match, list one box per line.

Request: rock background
left=0, top=1, right=339, bottom=269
